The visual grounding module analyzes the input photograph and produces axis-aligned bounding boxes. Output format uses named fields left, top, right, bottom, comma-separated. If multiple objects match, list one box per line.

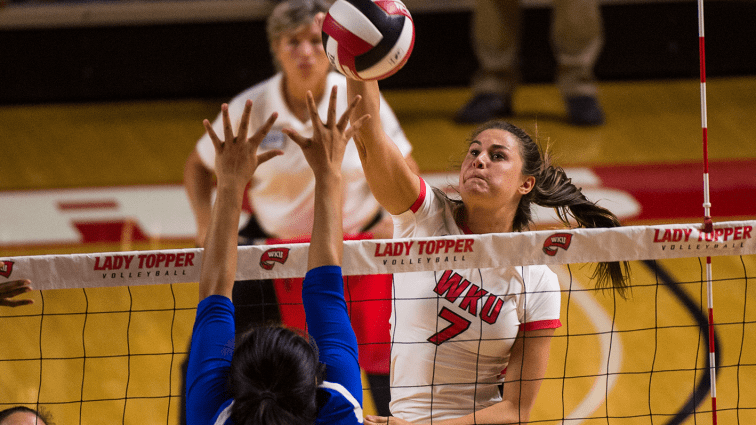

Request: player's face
left=459, top=128, right=534, bottom=209
left=274, top=18, right=331, bottom=86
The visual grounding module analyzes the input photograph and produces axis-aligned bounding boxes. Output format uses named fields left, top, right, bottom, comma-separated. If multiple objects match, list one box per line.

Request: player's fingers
left=221, top=104, right=234, bottom=143
left=338, top=94, right=362, bottom=131
left=282, top=128, right=310, bottom=150
left=305, top=91, right=322, bottom=134
left=326, top=85, right=338, bottom=127
left=236, top=99, right=253, bottom=144
left=343, top=114, right=370, bottom=141
left=257, top=150, right=283, bottom=166
left=204, top=119, right=222, bottom=151
left=0, top=278, right=31, bottom=290
left=0, top=298, right=34, bottom=307
left=0, top=285, right=31, bottom=299
left=249, top=112, right=278, bottom=148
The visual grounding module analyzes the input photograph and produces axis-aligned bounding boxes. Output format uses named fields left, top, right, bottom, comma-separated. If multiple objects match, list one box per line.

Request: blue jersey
left=186, top=265, right=363, bottom=425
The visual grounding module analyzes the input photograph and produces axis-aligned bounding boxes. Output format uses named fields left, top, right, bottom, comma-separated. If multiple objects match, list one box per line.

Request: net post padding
left=2, top=220, right=754, bottom=291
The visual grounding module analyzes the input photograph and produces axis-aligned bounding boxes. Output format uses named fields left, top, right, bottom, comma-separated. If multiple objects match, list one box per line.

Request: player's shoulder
left=523, top=264, right=559, bottom=290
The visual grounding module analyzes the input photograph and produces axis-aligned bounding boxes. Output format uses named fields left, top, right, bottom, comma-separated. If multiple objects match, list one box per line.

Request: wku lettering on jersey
left=433, top=270, right=504, bottom=325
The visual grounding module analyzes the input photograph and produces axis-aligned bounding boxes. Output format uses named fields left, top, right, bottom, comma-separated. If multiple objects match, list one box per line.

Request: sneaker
left=565, top=95, right=605, bottom=126
left=454, top=93, right=512, bottom=124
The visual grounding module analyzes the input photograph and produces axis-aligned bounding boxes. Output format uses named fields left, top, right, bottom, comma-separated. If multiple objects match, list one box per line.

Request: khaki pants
left=471, top=0, right=604, bottom=97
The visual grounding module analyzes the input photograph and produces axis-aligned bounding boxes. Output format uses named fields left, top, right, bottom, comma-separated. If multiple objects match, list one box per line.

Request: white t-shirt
left=196, top=72, right=412, bottom=239
left=388, top=178, right=562, bottom=423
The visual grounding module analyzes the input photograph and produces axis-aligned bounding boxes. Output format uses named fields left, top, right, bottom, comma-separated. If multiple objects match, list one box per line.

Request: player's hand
left=204, top=99, right=283, bottom=191
left=0, top=278, right=34, bottom=307
left=283, top=86, right=369, bottom=178
left=365, top=416, right=416, bottom=425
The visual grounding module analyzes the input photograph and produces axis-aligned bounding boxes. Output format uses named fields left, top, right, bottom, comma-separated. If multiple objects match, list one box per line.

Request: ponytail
left=527, top=161, right=630, bottom=298
left=470, top=121, right=631, bottom=298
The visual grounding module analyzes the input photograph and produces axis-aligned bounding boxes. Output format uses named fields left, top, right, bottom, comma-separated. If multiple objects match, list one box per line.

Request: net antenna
left=697, top=0, right=718, bottom=422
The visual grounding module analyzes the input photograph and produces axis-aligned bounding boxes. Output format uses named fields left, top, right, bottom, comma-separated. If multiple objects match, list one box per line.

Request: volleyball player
left=185, top=87, right=370, bottom=424
left=345, top=77, right=630, bottom=424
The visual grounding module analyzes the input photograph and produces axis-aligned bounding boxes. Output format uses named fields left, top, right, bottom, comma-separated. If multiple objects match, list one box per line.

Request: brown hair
left=266, top=0, right=333, bottom=71
left=465, top=120, right=631, bottom=297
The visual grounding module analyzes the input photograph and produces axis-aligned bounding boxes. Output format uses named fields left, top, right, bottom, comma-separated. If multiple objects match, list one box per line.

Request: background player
left=185, top=87, right=370, bottom=424
left=344, top=75, right=629, bottom=423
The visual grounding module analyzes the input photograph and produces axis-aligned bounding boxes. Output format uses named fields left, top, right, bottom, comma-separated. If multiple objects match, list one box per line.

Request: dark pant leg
left=366, top=373, right=392, bottom=417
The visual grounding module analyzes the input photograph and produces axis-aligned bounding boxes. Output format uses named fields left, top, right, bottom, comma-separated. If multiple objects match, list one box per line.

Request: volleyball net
left=1, top=220, right=755, bottom=424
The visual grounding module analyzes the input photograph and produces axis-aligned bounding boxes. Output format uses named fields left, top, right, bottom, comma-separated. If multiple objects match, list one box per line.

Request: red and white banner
left=2, top=220, right=754, bottom=291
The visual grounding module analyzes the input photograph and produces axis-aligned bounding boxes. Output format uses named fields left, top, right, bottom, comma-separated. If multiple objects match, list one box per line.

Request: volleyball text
left=93, top=252, right=195, bottom=270
left=653, top=226, right=752, bottom=243
left=374, top=238, right=474, bottom=257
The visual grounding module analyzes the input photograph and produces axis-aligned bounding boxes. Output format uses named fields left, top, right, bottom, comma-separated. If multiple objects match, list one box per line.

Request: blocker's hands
left=283, top=86, right=369, bottom=177
left=0, top=262, right=34, bottom=308
left=204, top=99, right=283, bottom=190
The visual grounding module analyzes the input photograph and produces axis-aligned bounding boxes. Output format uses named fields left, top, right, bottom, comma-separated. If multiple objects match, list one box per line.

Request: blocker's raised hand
left=204, top=99, right=283, bottom=190
left=0, top=270, right=34, bottom=308
left=283, top=86, right=370, bottom=178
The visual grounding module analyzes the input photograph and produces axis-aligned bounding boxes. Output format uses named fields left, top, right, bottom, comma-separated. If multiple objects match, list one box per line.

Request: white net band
left=3, top=220, right=754, bottom=291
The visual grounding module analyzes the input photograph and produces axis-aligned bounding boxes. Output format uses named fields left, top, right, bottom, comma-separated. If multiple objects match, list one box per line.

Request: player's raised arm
left=346, top=78, right=421, bottom=217
left=198, top=100, right=281, bottom=301
left=284, top=86, right=370, bottom=269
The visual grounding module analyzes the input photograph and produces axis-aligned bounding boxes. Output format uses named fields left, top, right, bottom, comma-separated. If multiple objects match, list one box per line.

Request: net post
left=697, top=0, right=717, bottom=422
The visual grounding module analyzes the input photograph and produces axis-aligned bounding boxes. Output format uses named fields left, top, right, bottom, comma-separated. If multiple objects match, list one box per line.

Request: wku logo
left=260, top=248, right=290, bottom=270
left=543, top=233, right=572, bottom=256
left=0, top=261, right=14, bottom=278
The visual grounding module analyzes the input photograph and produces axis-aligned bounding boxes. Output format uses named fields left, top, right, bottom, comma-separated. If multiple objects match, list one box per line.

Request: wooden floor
left=1, top=77, right=755, bottom=424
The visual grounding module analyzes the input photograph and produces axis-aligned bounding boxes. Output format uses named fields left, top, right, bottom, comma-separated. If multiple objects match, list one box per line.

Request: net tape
left=2, top=220, right=754, bottom=291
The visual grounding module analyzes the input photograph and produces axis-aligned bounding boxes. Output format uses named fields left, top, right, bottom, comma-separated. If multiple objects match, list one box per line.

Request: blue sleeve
left=186, top=295, right=236, bottom=425
left=302, top=266, right=362, bottom=404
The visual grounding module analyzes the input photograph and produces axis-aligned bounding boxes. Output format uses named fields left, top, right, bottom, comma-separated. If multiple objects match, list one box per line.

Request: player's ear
left=518, top=175, right=535, bottom=195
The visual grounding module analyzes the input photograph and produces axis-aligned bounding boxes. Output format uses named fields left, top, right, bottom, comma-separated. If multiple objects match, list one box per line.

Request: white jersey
left=196, top=72, right=412, bottom=238
left=389, top=178, right=562, bottom=423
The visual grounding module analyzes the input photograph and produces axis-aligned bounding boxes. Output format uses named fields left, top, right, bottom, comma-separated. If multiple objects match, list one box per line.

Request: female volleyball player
left=345, top=78, right=630, bottom=424
left=185, top=87, right=370, bottom=424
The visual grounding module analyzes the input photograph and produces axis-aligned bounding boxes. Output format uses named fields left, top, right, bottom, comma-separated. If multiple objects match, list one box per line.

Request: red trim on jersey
left=409, top=176, right=426, bottom=213
left=520, top=319, right=562, bottom=331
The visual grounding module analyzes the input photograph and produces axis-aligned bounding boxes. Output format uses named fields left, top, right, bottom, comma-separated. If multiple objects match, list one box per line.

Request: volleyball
left=322, top=0, right=415, bottom=81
